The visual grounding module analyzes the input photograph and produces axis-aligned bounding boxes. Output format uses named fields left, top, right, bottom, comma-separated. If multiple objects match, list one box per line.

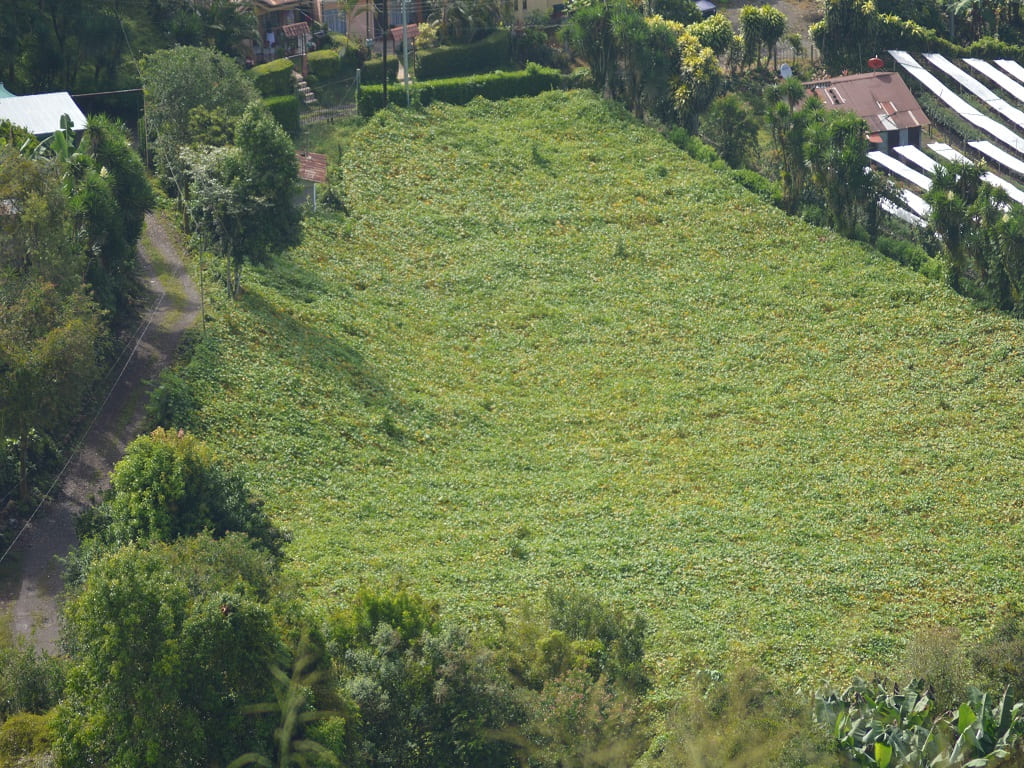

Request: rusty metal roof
left=804, top=71, right=930, bottom=134
left=282, top=21, right=310, bottom=38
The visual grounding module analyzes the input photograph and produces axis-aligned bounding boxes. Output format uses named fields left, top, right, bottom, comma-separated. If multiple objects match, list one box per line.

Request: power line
left=73, top=88, right=144, bottom=98
left=0, top=239, right=185, bottom=568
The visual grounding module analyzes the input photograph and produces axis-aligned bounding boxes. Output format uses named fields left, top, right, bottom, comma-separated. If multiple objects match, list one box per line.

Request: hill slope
left=190, top=91, right=1024, bottom=687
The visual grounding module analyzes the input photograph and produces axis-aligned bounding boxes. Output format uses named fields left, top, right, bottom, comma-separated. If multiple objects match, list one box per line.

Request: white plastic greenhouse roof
left=868, top=150, right=932, bottom=189
left=963, top=58, right=1024, bottom=104
left=893, top=144, right=940, bottom=173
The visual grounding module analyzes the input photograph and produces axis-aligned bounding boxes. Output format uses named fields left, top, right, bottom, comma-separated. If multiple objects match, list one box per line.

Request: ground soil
left=0, top=213, right=200, bottom=654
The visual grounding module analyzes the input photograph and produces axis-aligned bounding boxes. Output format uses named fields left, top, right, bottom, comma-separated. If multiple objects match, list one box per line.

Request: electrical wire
left=0, top=246, right=186, bottom=568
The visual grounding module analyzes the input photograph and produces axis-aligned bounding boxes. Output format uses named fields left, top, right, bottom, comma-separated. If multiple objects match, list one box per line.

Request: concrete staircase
left=292, top=70, right=318, bottom=106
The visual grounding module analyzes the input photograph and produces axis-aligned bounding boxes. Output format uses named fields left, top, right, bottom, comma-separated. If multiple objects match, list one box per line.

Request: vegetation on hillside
left=174, top=91, right=1024, bottom=692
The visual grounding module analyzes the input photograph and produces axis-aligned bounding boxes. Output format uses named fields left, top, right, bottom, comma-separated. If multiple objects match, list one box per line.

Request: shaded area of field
left=190, top=91, right=1024, bottom=690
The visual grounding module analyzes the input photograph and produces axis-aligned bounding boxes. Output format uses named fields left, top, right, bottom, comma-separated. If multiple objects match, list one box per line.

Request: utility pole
left=382, top=0, right=388, bottom=105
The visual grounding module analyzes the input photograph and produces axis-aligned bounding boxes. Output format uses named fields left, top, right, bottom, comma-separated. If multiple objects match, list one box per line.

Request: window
left=324, top=8, right=346, bottom=33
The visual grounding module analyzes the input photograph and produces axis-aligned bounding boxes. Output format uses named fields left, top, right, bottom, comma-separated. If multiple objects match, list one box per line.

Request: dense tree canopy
left=0, top=148, right=106, bottom=502
left=56, top=535, right=283, bottom=768
left=83, top=427, right=283, bottom=554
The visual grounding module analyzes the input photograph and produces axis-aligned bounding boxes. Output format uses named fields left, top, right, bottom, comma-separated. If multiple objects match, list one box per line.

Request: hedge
left=413, top=30, right=512, bottom=81
left=358, top=63, right=561, bottom=116
left=264, top=94, right=300, bottom=137
left=307, top=47, right=363, bottom=83
left=249, top=57, right=294, bottom=97
left=361, top=57, right=400, bottom=84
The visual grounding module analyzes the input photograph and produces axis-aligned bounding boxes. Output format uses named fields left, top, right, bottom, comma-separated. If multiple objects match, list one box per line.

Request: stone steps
left=291, top=70, right=318, bottom=106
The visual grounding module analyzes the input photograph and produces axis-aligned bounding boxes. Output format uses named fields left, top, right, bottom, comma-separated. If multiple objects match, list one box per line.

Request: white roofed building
left=0, top=91, right=87, bottom=138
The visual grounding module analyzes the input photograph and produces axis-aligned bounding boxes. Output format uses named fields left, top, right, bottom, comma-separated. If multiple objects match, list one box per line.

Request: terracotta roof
left=804, top=72, right=930, bottom=134
left=282, top=21, right=310, bottom=38
left=296, top=151, right=327, bottom=183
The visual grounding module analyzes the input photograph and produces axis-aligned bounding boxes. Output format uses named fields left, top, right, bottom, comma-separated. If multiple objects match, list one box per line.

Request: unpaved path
left=0, top=213, right=200, bottom=653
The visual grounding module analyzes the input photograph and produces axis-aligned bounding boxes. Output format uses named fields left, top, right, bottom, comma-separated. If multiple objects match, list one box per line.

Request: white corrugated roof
left=0, top=92, right=87, bottom=136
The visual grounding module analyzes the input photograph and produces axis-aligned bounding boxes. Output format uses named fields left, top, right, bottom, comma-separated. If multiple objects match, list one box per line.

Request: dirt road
left=0, top=213, right=200, bottom=653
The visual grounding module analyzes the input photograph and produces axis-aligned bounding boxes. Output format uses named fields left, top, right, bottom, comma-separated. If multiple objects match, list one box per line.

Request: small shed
left=695, top=0, right=716, bottom=16
left=803, top=71, right=930, bottom=153
left=0, top=92, right=87, bottom=138
left=296, top=151, right=328, bottom=210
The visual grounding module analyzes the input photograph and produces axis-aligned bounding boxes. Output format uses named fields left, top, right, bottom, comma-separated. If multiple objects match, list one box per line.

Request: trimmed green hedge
left=307, top=47, right=363, bottom=83
left=249, top=57, right=294, bottom=97
left=358, top=64, right=560, bottom=116
left=264, top=94, right=301, bottom=137
left=361, top=57, right=400, bottom=84
left=413, top=30, right=512, bottom=81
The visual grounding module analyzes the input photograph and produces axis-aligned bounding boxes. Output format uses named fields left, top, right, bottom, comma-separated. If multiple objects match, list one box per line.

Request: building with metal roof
left=804, top=71, right=930, bottom=153
left=0, top=92, right=87, bottom=137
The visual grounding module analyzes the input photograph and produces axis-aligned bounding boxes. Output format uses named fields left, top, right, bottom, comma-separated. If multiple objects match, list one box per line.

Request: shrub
left=146, top=368, right=197, bottom=432
left=360, top=56, right=399, bottom=85
left=971, top=602, right=1024, bottom=697
left=307, top=47, right=362, bottom=85
left=899, top=626, right=971, bottom=711
left=250, top=57, right=295, bottom=97
left=0, top=711, right=56, bottom=760
left=0, top=635, right=66, bottom=718
left=413, top=29, right=512, bottom=81
left=360, top=65, right=561, bottom=116
left=83, top=427, right=284, bottom=554
left=657, top=666, right=841, bottom=768
left=417, top=64, right=561, bottom=107
left=567, top=66, right=594, bottom=90
left=731, top=168, right=782, bottom=207
left=263, top=94, right=300, bottom=138
left=876, top=235, right=931, bottom=272
left=667, top=126, right=721, bottom=165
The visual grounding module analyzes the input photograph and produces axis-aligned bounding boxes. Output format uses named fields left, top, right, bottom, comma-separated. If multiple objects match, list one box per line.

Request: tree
left=0, top=147, right=105, bottom=502
left=140, top=45, right=257, bottom=191
left=82, top=427, right=283, bottom=554
left=804, top=105, right=876, bottom=237
left=563, top=0, right=618, bottom=97
left=687, top=12, right=734, bottom=55
left=233, top=102, right=301, bottom=258
left=758, top=5, right=786, bottom=70
left=700, top=93, right=759, bottom=168
left=739, top=4, right=785, bottom=68
left=810, top=0, right=879, bottom=73
left=674, top=30, right=722, bottom=129
left=56, top=535, right=284, bottom=768
left=924, top=160, right=1024, bottom=307
left=498, top=588, right=651, bottom=767
left=611, top=8, right=680, bottom=120
left=328, top=587, right=520, bottom=768
left=767, top=78, right=812, bottom=213
left=184, top=103, right=299, bottom=295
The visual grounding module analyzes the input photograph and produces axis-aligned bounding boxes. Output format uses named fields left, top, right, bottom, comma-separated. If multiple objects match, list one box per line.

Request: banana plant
left=815, top=679, right=1024, bottom=768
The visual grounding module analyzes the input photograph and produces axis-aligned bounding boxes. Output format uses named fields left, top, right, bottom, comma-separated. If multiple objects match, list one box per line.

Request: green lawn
left=188, top=90, right=1024, bottom=692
